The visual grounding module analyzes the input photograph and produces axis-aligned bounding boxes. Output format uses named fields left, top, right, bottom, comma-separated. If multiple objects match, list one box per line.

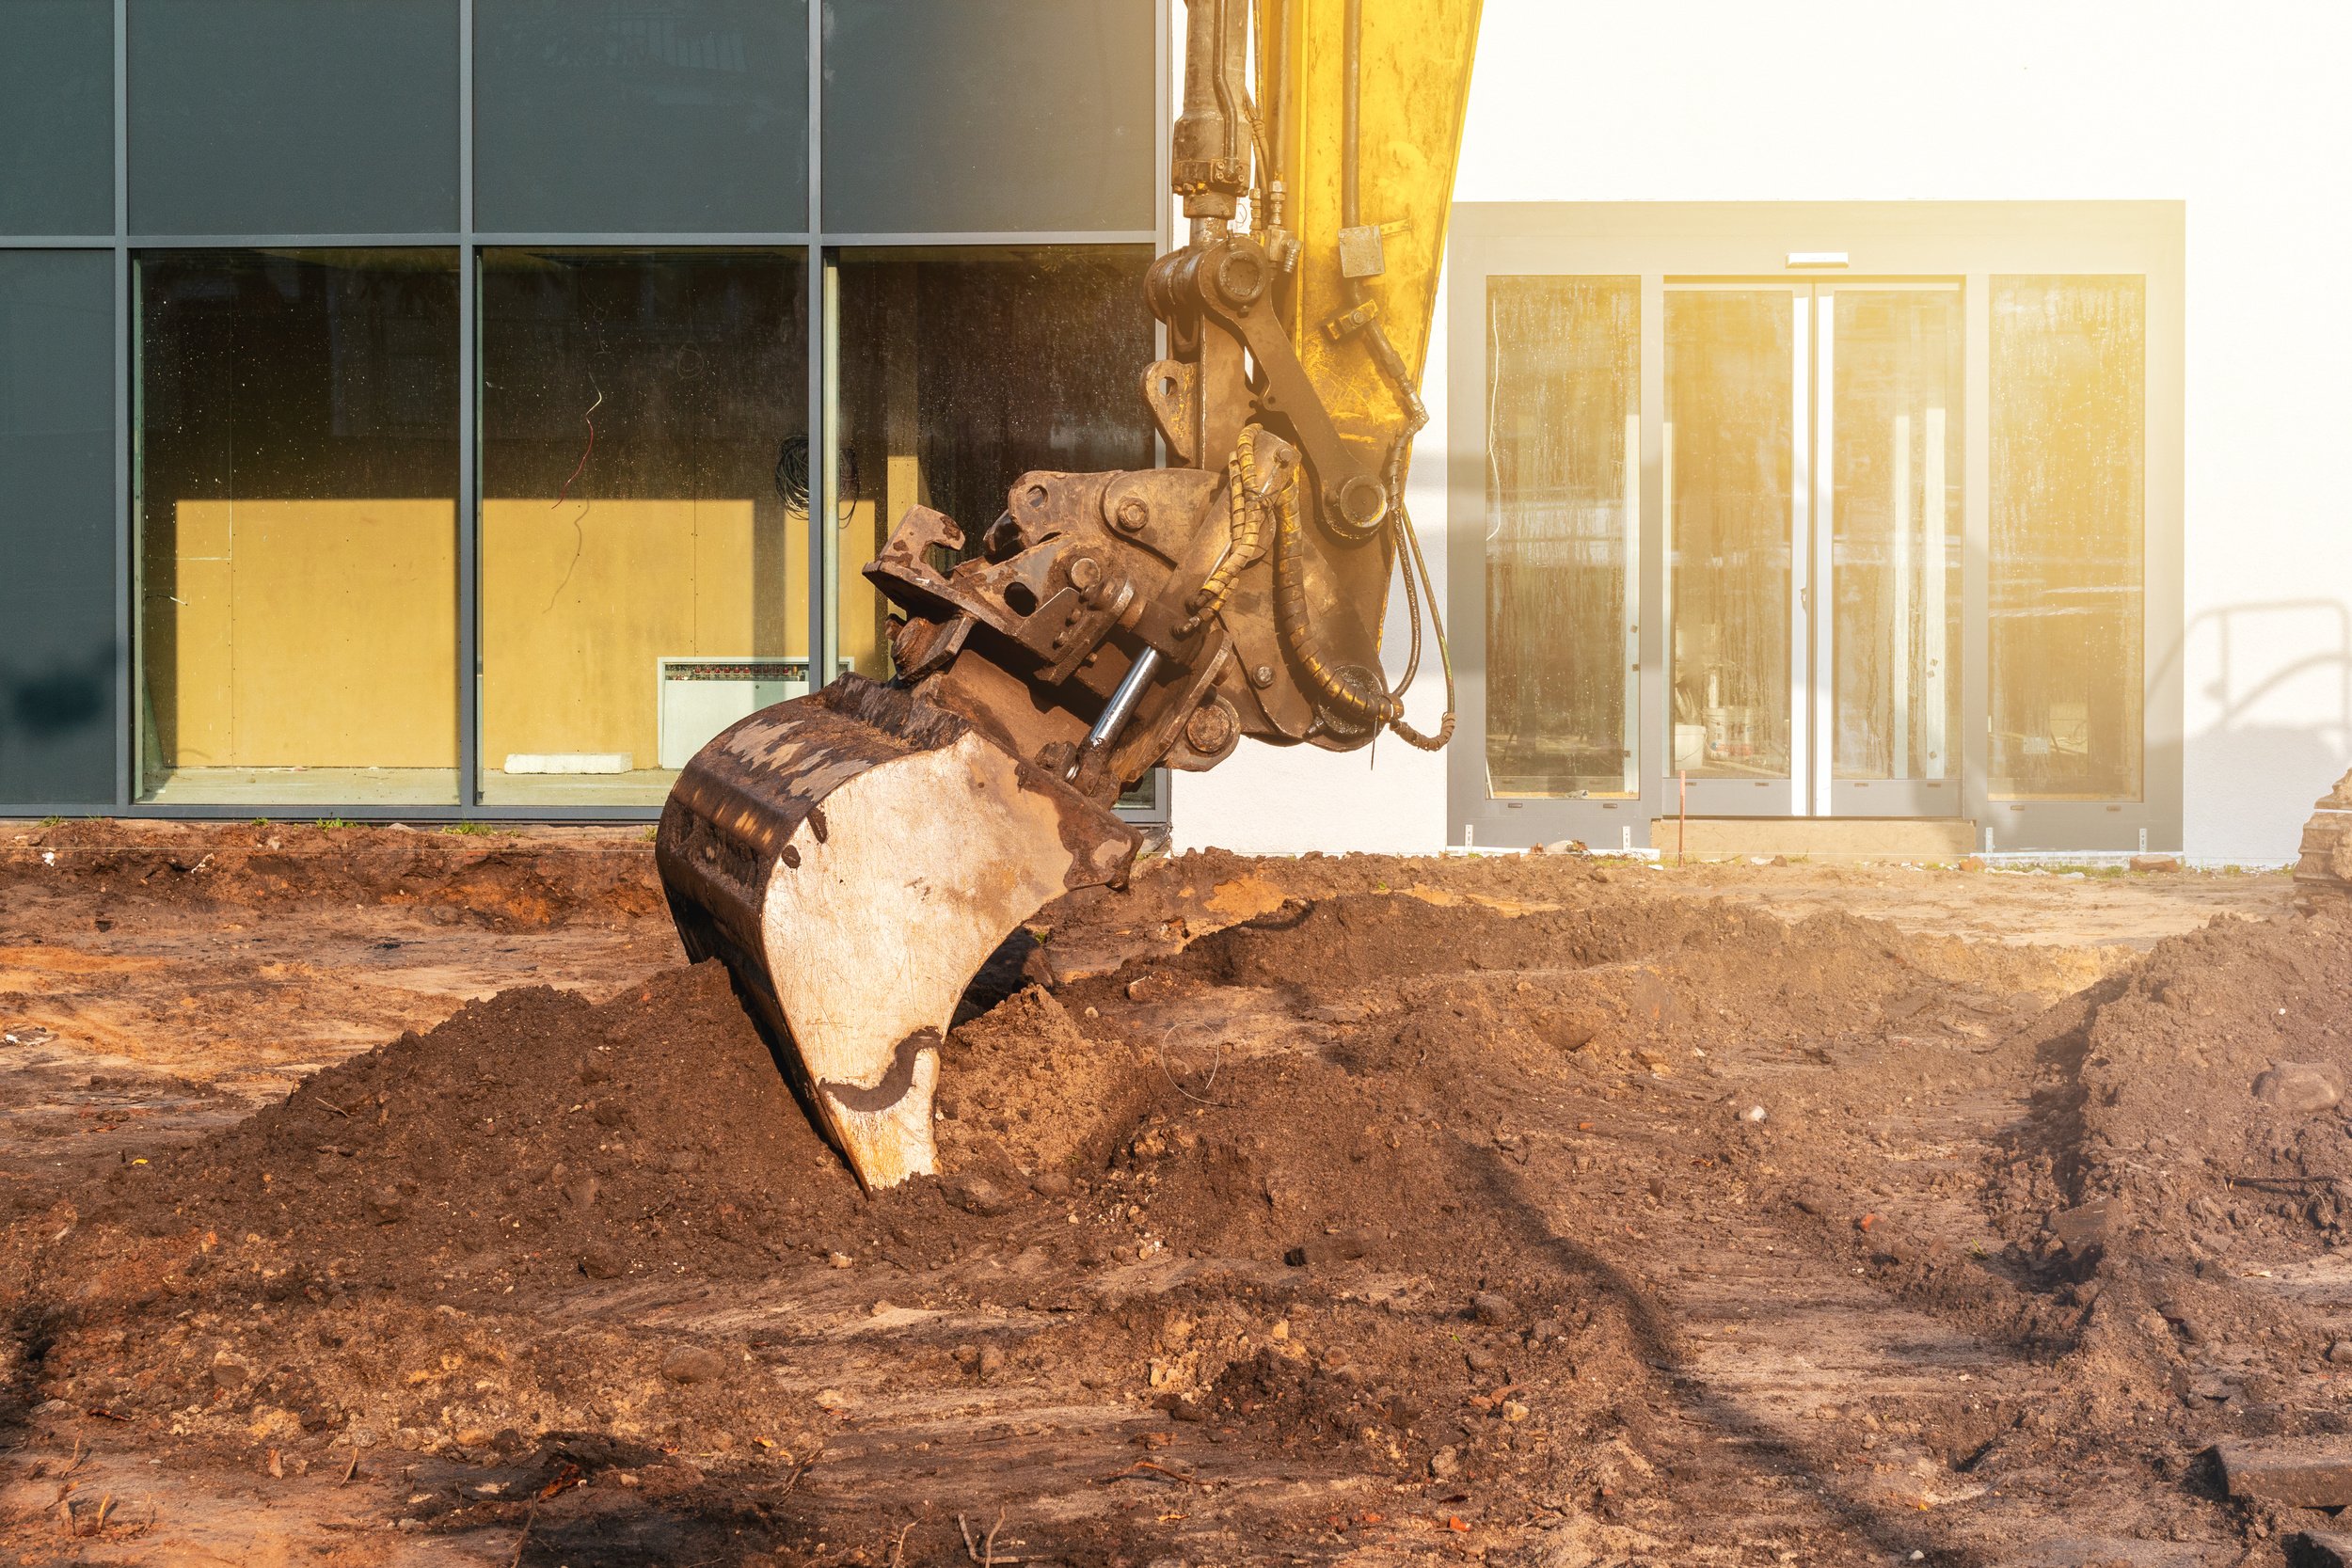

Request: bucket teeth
left=657, top=674, right=1141, bottom=1191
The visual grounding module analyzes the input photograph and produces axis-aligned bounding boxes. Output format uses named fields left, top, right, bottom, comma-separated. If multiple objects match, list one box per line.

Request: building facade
left=1182, top=1, right=2351, bottom=865
left=7, top=1, right=2348, bottom=865
left=0, top=0, right=1165, bottom=816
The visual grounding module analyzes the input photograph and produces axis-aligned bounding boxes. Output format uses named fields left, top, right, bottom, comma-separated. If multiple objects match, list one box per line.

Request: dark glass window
left=0, top=253, right=117, bottom=806
left=1990, top=275, right=2145, bottom=800
left=136, top=250, right=462, bottom=804
left=478, top=249, right=810, bottom=806
left=128, top=0, right=461, bottom=236
left=475, top=0, right=809, bottom=235
left=0, top=0, right=114, bottom=237
left=831, top=246, right=1155, bottom=677
left=822, top=0, right=1155, bottom=235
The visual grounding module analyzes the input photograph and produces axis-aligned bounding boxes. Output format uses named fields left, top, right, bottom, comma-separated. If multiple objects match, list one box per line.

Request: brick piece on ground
left=2215, top=1441, right=2352, bottom=1508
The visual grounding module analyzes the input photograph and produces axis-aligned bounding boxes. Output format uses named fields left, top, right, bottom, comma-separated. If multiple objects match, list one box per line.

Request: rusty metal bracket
left=1181, top=237, right=1389, bottom=535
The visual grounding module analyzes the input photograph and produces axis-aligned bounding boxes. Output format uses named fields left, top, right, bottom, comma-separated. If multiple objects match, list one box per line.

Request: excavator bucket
left=655, top=675, right=1141, bottom=1191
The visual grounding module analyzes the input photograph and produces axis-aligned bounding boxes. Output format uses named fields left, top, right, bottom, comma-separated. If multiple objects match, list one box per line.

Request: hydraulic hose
left=1334, top=0, right=1453, bottom=752
left=1273, top=476, right=1401, bottom=730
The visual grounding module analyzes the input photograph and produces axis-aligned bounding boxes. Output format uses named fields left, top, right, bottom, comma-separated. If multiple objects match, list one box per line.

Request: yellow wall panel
left=162, top=502, right=235, bottom=767
left=689, top=498, right=756, bottom=651
left=163, top=499, right=456, bottom=768
left=481, top=498, right=797, bottom=768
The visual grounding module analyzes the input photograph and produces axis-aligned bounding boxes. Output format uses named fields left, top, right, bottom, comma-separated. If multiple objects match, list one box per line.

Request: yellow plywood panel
left=690, top=498, right=757, bottom=650
left=781, top=501, right=810, bottom=659
left=481, top=497, right=797, bottom=768
left=838, top=495, right=885, bottom=676
left=162, top=501, right=235, bottom=767
left=164, top=499, right=456, bottom=768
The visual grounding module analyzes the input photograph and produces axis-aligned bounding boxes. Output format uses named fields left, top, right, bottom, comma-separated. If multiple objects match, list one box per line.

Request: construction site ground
left=6, top=819, right=2351, bottom=1567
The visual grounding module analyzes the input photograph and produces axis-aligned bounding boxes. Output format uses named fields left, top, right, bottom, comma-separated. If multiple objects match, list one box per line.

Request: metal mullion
left=805, top=0, right=826, bottom=688
left=470, top=232, right=815, bottom=247
left=113, top=0, right=130, bottom=809
left=1639, top=272, right=1666, bottom=841
left=120, top=233, right=467, bottom=248
left=820, top=258, right=839, bottom=682
left=456, top=0, right=476, bottom=811
left=457, top=246, right=478, bottom=808
left=0, top=236, right=116, bottom=247
left=1812, top=284, right=1836, bottom=816
left=1788, top=287, right=1811, bottom=816
left=101, top=803, right=663, bottom=824
left=1962, top=273, right=1992, bottom=845
left=818, top=230, right=1161, bottom=247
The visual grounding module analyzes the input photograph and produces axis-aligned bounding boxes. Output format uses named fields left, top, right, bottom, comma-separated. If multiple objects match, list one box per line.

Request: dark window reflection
left=473, top=0, right=810, bottom=233
left=832, top=245, right=1154, bottom=677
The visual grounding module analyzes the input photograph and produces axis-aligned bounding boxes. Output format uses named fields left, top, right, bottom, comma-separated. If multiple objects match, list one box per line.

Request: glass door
left=1665, top=284, right=1804, bottom=815
left=1820, top=284, right=1963, bottom=816
left=1664, top=280, right=1961, bottom=817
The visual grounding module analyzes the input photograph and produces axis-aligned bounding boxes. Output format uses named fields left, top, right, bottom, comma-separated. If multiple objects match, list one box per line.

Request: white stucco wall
left=1174, top=1, right=2352, bottom=862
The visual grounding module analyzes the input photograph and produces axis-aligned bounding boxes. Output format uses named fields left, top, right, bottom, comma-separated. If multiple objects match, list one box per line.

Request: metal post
left=456, top=0, right=478, bottom=808
left=804, top=0, right=828, bottom=691
left=112, top=0, right=130, bottom=807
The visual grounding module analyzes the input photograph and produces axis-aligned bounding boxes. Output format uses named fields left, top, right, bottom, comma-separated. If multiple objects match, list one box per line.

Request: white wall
left=1176, top=0, right=2352, bottom=862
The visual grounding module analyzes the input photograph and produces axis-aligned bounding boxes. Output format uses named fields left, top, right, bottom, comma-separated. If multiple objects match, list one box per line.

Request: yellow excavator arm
left=658, top=0, right=1484, bottom=1190
left=1277, top=0, right=1483, bottom=486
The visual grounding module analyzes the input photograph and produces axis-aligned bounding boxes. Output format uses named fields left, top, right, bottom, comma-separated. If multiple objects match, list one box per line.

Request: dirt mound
left=89, top=963, right=862, bottom=1291
left=935, top=986, right=1148, bottom=1181
left=2022, top=904, right=2352, bottom=1270
left=75, top=962, right=1145, bottom=1301
left=1139, top=889, right=2067, bottom=1081
left=8, top=963, right=1152, bottom=1463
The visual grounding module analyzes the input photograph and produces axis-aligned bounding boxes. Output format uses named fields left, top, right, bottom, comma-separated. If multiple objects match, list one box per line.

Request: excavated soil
left=10, top=824, right=2352, bottom=1567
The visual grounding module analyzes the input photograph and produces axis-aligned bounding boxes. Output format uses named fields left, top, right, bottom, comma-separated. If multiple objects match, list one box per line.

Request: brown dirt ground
left=4, top=818, right=2343, bottom=1567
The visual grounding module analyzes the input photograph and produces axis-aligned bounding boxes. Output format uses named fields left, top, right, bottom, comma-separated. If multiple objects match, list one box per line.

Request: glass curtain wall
left=478, top=249, right=809, bottom=806
left=135, top=250, right=462, bottom=805
left=830, top=246, right=1158, bottom=680
left=14, top=0, right=1165, bottom=817
left=0, top=252, right=116, bottom=805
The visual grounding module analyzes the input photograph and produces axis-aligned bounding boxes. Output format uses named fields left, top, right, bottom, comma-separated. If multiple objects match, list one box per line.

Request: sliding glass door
left=1447, top=204, right=2179, bottom=853
left=1662, top=280, right=1962, bottom=817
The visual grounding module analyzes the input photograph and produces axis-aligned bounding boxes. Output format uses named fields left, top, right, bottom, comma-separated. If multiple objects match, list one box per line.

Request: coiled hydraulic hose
left=1188, top=425, right=1279, bottom=630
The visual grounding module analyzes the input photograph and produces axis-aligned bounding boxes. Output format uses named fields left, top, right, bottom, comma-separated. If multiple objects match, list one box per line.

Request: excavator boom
left=658, top=0, right=1483, bottom=1190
